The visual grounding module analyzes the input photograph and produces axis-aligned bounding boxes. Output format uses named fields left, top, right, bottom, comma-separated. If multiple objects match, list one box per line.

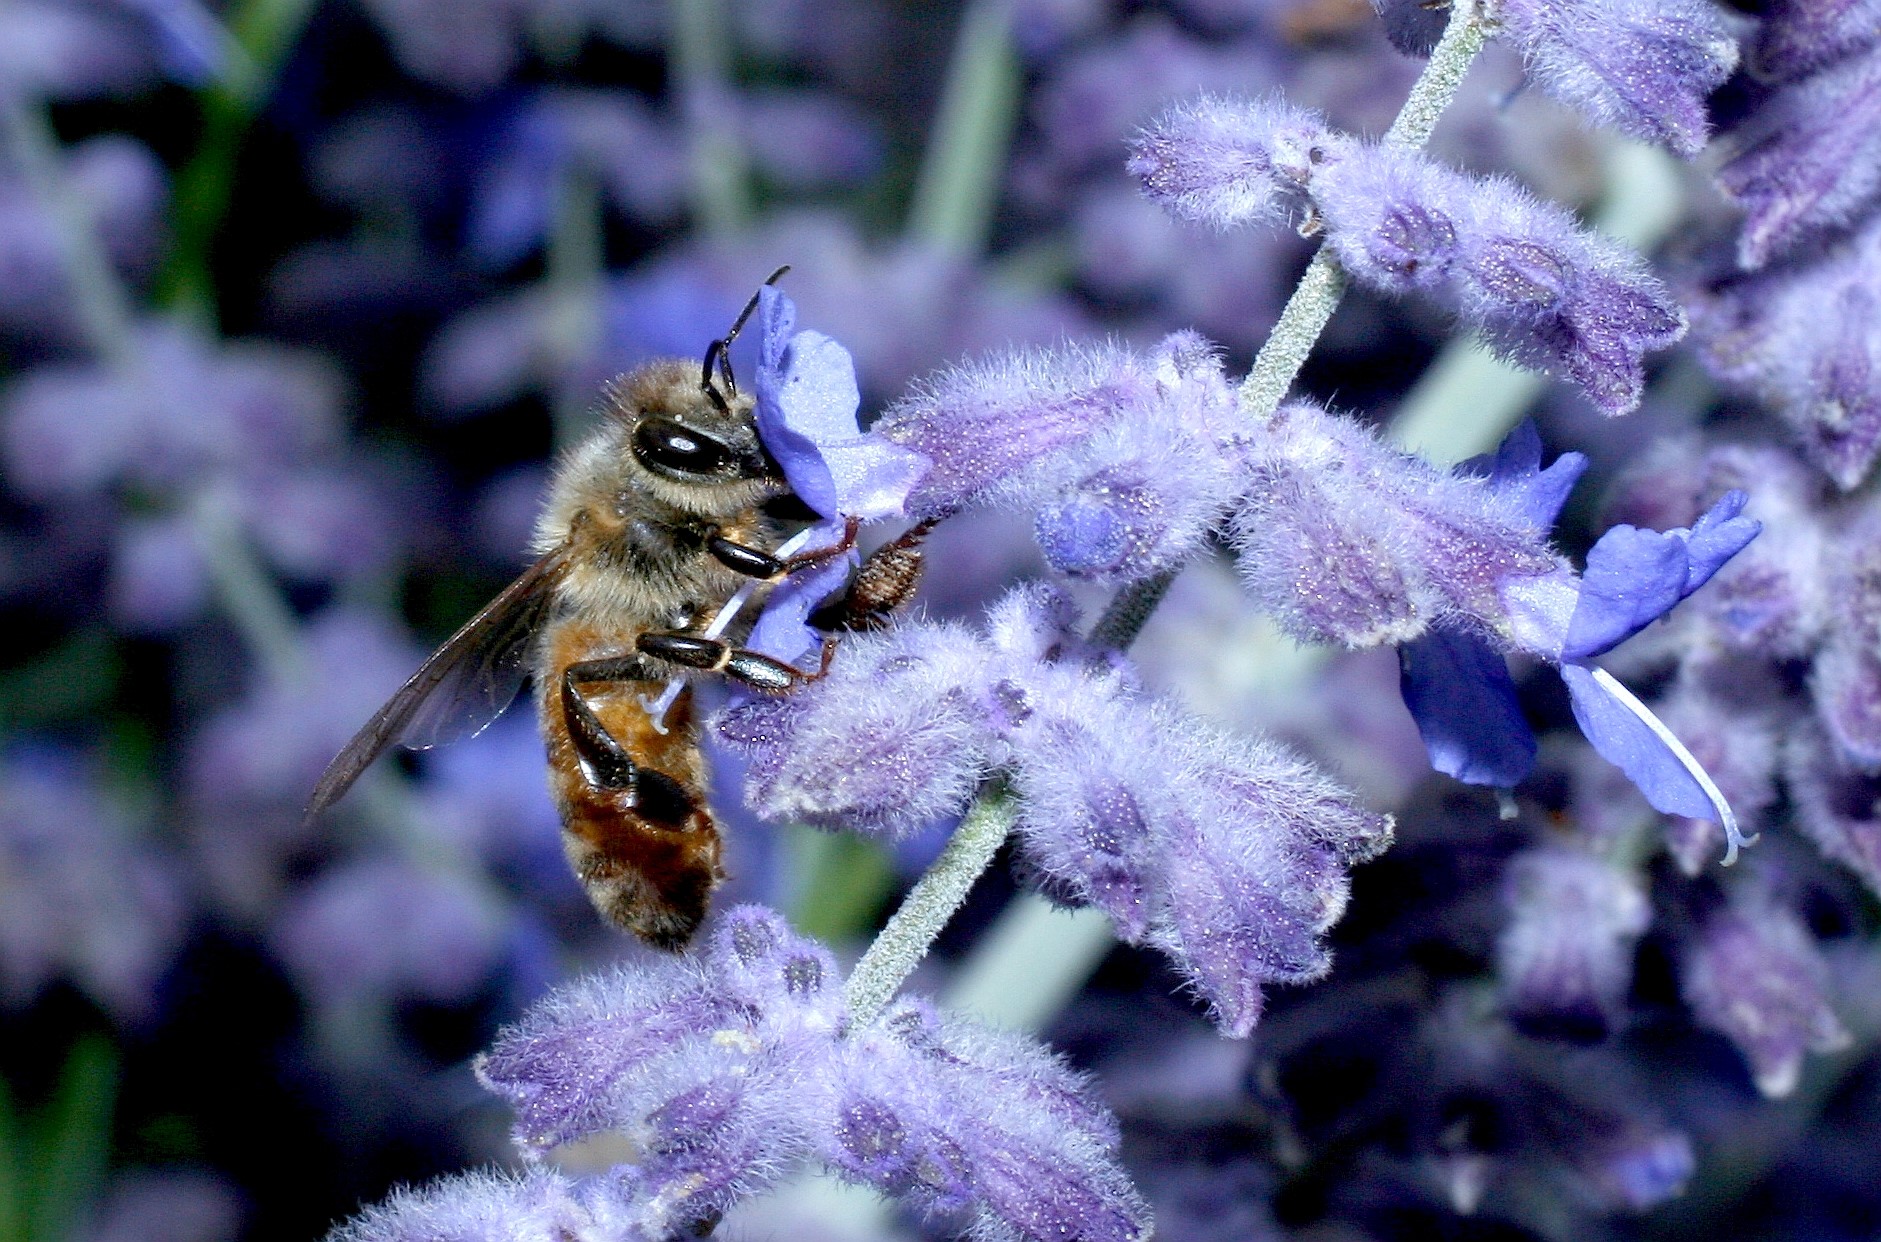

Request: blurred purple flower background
left=2, top=0, right=1880, bottom=1240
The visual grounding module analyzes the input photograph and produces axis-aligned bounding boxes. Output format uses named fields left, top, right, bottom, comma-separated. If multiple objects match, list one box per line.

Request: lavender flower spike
left=475, top=907, right=1150, bottom=1241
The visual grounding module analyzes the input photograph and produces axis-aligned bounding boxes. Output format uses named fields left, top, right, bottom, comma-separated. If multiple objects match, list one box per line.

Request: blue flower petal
left=1398, top=629, right=1538, bottom=787
left=1683, top=490, right=1760, bottom=594
left=752, top=288, right=926, bottom=521
left=1560, top=663, right=1717, bottom=822
left=1460, top=421, right=1588, bottom=529
left=1563, top=491, right=1763, bottom=660
left=746, top=526, right=853, bottom=665
left=1562, top=524, right=1689, bottom=659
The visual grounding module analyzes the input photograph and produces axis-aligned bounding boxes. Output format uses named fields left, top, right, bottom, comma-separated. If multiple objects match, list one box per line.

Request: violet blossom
left=718, top=587, right=1392, bottom=1037
left=462, top=905, right=1151, bottom=1242
left=1130, top=98, right=1687, bottom=413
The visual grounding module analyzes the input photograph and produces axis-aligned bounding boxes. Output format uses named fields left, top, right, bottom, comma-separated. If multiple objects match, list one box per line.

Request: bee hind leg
left=561, top=657, right=700, bottom=825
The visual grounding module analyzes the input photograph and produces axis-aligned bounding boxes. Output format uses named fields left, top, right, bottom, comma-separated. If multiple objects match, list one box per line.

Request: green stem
left=671, top=0, right=751, bottom=236
left=843, top=792, right=1015, bottom=1025
left=0, top=95, right=138, bottom=367
left=157, top=0, right=319, bottom=324
left=1236, top=0, right=1489, bottom=427
left=905, top=0, right=1021, bottom=255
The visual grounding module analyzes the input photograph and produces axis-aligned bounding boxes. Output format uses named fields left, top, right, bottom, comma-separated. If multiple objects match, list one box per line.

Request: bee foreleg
left=807, top=518, right=935, bottom=633
left=707, top=515, right=860, bottom=581
left=637, top=632, right=838, bottom=692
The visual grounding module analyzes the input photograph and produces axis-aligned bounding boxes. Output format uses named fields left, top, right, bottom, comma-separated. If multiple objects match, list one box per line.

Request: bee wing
left=304, top=547, right=568, bottom=825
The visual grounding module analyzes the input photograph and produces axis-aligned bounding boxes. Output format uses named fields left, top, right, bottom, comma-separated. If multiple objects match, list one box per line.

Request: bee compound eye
left=632, top=417, right=735, bottom=478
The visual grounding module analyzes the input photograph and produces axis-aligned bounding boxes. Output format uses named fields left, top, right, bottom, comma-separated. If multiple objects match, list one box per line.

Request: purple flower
left=1689, top=216, right=1881, bottom=488
left=1682, top=886, right=1851, bottom=1097
left=717, top=621, right=999, bottom=836
left=269, top=854, right=512, bottom=1012
left=1717, top=41, right=1881, bottom=268
left=474, top=906, right=1148, bottom=1240
left=323, top=1167, right=602, bottom=1242
left=2, top=320, right=343, bottom=500
left=1494, top=0, right=1739, bottom=157
left=1787, top=729, right=1881, bottom=899
left=737, top=89, right=883, bottom=191
left=467, top=90, right=686, bottom=267
left=1752, top=0, right=1881, bottom=82
left=1125, top=95, right=1334, bottom=230
left=1236, top=417, right=1760, bottom=858
left=0, top=744, right=187, bottom=1023
left=752, top=286, right=928, bottom=526
left=0, top=1, right=168, bottom=100
left=1310, top=146, right=1687, bottom=414
left=107, top=512, right=209, bottom=633
left=877, top=340, right=1161, bottom=520
left=877, top=333, right=1242, bottom=583
left=1230, top=409, right=1575, bottom=652
left=82, top=1167, right=243, bottom=1242
left=1496, top=846, right=1650, bottom=1043
left=0, top=135, right=165, bottom=347
left=1130, top=98, right=1688, bottom=413
left=724, top=588, right=1390, bottom=1036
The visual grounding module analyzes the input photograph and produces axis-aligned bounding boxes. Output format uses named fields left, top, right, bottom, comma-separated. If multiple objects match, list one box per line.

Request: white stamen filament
left=641, top=527, right=823, bottom=733
left=1590, top=666, right=1757, bottom=865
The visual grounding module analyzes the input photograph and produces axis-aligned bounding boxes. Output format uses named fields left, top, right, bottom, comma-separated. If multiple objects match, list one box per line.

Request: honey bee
left=305, top=276, right=927, bottom=948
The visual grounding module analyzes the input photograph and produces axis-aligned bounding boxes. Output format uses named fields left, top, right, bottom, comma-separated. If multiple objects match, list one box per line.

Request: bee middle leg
left=637, top=632, right=838, bottom=692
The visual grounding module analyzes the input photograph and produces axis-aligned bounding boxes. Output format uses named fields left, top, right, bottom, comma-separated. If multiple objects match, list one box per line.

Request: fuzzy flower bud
left=1125, top=95, right=1336, bottom=230
left=473, top=907, right=1148, bottom=1241
left=1682, top=889, right=1852, bottom=1097
left=875, top=333, right=1244, bottom=582
left=821, top=997, right=1152, bottom=1242
left=1690, top=216, right=1881, bottom=489
left=1311, top=146, right=1686, bottom=414
left=1752, top=0, right=1881, bottom=83
left=1228, top=406, right=1570, bottom=650
left=1717, top=42, right=1881, bottom=269
left=1494, top=0, right=1739, bottom=157
left=1496, top=846, right=1650, bottom=1043
left=1787, top=731, right=1881, bottom=900
left=726, top=587, right=1391, bottom=1037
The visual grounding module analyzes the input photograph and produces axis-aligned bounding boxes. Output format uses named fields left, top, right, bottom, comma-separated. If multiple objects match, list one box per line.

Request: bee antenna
left=699, top=340, right=732, bottom=414
left=716, top=266, right=793, bottom=400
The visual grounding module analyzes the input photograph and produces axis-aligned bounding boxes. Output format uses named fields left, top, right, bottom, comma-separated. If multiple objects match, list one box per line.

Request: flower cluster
left=327, top=906, right=1151, bottom=1242
left=1129, top=97, right=1686, bottom=413
left=720, top=586, right=1393, bottom=1036
left=875, top=331, right=1245, bottom=583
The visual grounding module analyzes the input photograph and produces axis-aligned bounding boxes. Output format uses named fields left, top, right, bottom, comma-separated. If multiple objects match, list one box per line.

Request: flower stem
left=157, top=0, right=319, bottom=325
left=1236, top=0, right=1488, bottom=426
left=843, top=791, right=1015, bottom=1025
left=845, top=0, right=1496, bottom=1026
left=905, top=0, right=1021, bottom=255
left=0, top=93, right=138, bottom=367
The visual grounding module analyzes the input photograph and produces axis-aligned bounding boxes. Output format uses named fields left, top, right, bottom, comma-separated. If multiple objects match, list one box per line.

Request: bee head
left=603, top=360, right=788, bottom=515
